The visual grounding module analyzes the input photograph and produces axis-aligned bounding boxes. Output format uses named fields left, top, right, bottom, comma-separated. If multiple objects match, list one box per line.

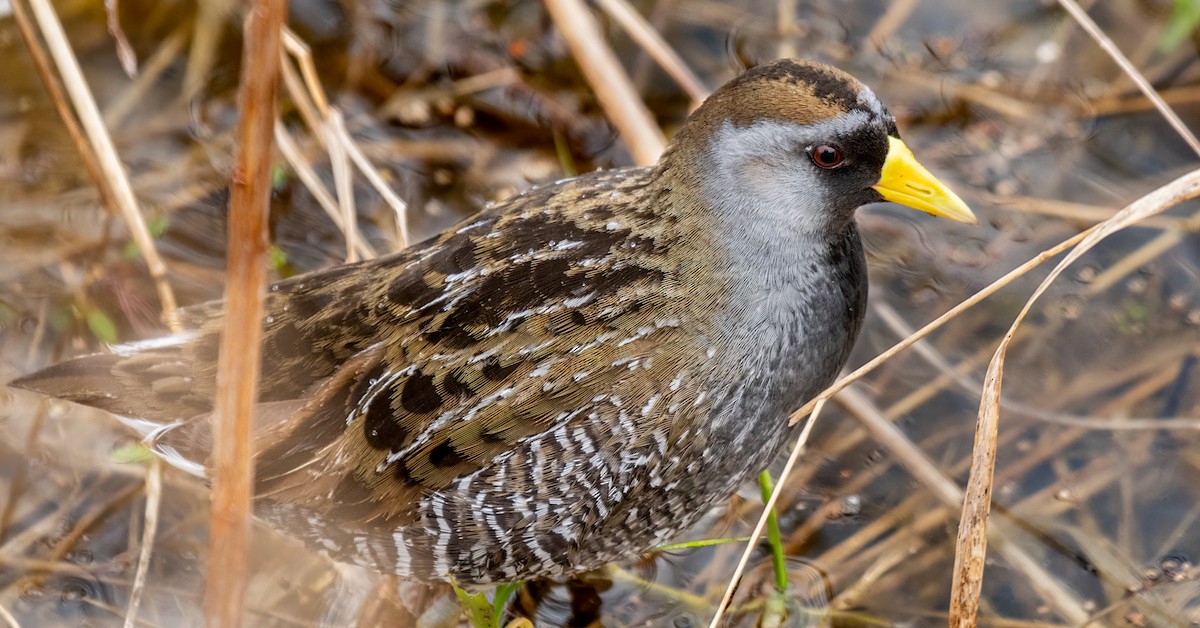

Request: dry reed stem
left=949, top=168, right=1200, bottom=627
left=837, top=388, right=1091, bottom=624
left=123, top=458, right=161, bottom=628
left=445, top=68, right=522, bottom=96
left=279, top=51, right=323, bottom=133
left=3, top=474, right=144, bottom=594
left=882, top=303, right=1130, bottom=428
left=183, top=0, right=234, bottom=98
left=280, top=28, right=409, bottom=248
left=775, top=0, right=796, bottom=59
left=544, top=0, right=666, bottom=165
left=205, top=0, right=288, bottom=624
left=815, top=343, right=1168, bottom=599
left=102, top=0, right=137, bottom=76
left=1089, top=84, right=1200, bottom=116
left=990, top=192, right=1200, bottom=232
left=327, top=109, right=357, bottom=263
left=274, top=122, right=378, bottom=259
left=592, top=0, right=709, bottom=107
left=24, top=0, right=181, bottom=333
left=104, top=27, right=189, bottom=128
left=339, top=132, right=411, bottom=248
left=877, top=301, right=1200, bottom=431
left=948, top=1, right=1200, bottom=622
left=8, top=0, right=118, bottom=219
left=1056, top=0, right=1200, bottom=158
left=281, top=29, right=330, bottom=116
left=707, top=398, right=826, bottom=628
left=1085, top=228, right=1184, bottom=295
left=900, top=71, right=1041, bottom=120
left=0, top=603, right=17, bottom=628
left=864, top=0, right=918, bottom=48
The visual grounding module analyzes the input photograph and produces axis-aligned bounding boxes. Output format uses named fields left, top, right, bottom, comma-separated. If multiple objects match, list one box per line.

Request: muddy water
left=1, top=0, right=1198, bottom=626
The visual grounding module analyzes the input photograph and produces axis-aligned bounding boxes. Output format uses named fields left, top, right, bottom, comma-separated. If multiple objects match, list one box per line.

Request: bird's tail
left=9, top=333, right=212, bottom=426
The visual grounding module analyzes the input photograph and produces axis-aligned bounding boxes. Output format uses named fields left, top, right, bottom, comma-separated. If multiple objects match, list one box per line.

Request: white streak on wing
left=350, top=363, right=416, bottom=425
left=615, top=410, right=633, bottom=436
left=113, top=414, right=172, bottom=439
left=438, top=287, right=476, bottom=312
left=456, top=219, right=489, bottom=234
left=416, top=245, right=445, bottom=263
left=109, top=332, right=198, bottom=356
left=640, top=394, right=660, bottom=417
left=444, top=267, right=482, bottom=284
left=467, top=347, right=502, bottom=364
left=141, top=419, right=208, bottom=479
left=384, top=386, right=514, bottom=467
left=561, top=293, right=594, bottom=308
left=550, top=239, right=584, bottom=251
left=385, top=409, right=456, bottom=464
left=518, top=340, right=556, bottom=356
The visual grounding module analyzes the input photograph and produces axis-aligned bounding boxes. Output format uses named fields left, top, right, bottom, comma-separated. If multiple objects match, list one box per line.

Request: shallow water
left=1, top=0, right=1198, bottom=626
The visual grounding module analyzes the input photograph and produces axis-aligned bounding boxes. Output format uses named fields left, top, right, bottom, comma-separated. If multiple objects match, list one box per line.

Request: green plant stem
left=757, top=470, right=789, bottom=593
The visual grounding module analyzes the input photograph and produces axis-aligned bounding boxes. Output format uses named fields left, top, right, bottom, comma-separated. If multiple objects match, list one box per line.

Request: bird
left=11, top=59, right=975, bottom=585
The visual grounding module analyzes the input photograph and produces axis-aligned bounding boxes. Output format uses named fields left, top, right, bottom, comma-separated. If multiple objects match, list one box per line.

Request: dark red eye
left=809, top=145, right=844, bottom=169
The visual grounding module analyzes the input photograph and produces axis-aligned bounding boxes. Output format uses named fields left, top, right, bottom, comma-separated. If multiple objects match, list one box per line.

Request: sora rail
left=13, top=59, right=975, bottom=584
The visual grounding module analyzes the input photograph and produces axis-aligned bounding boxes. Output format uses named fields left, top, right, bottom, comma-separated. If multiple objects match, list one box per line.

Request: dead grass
left=0, top=0, right=1198, bottom=626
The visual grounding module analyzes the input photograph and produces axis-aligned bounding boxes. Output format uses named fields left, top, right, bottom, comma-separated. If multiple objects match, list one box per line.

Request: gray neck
left=702, top=215, right=868, bottom=457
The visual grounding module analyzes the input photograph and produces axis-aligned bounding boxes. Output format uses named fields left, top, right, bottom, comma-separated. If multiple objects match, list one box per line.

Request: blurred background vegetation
left=0, top=0, right=1198, bottom=625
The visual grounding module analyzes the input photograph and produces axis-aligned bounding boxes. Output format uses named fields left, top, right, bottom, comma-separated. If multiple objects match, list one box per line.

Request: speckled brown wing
left=143, top=167, right=698, bottom=527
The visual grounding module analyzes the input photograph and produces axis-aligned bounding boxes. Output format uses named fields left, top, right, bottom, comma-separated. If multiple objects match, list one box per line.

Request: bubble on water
left=1035, top=40, right=1061, bottom=64
left=1060, top=294, right=1084, bottom=320
left=19, top=583, right=46, bottom=602
left=57, top=579, right=91, bottom=606
left=47, top=399, right=70, bottom=419
left=1127, top=276, right=1148, bottom=295
left=1159, top=552, right=1192, bottom=577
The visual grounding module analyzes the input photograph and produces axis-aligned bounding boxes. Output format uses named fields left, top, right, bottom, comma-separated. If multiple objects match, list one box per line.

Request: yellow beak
left=872, top=136, right=977, bottom=224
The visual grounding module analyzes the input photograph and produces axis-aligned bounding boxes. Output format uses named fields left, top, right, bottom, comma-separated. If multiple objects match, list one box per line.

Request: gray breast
left=703, top=225, right=868, bottom=477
